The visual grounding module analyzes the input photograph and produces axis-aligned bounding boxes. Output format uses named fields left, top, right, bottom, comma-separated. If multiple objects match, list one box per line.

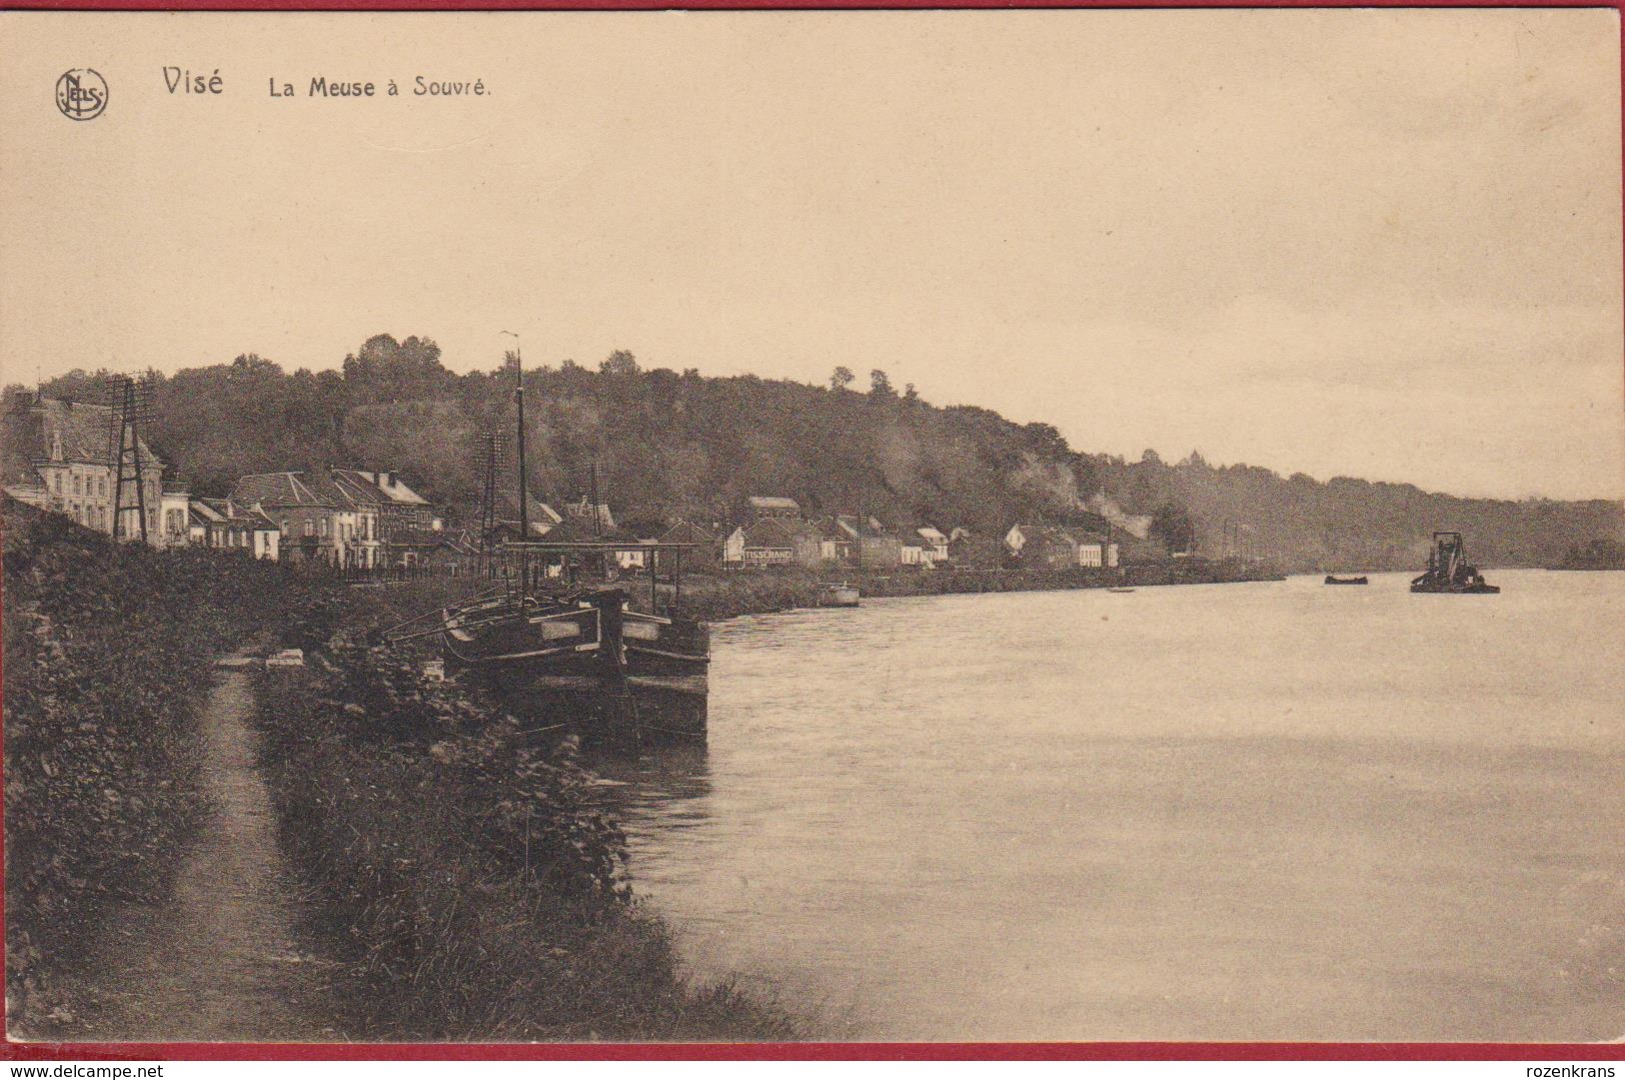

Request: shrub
left=1, top=498, right=332, bottom=1028
left=249, top=625, right=795, bottom=1041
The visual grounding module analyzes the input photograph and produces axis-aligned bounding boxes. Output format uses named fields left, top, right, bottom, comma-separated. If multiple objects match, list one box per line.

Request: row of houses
left=2, top=396, right=1123, bottom=575
left=1002, top=522, right=1120, bottom=569
left=719, top=510, right=959, bottom=569
left=678, top=497, right=1120, bottom=571
left=1, top=395, right=475, bottom=570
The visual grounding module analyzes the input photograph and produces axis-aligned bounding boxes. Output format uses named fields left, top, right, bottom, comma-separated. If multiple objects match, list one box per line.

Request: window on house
left=304, top=521, right=314, bottom=537
left=321, top=519, right=329, bottom=538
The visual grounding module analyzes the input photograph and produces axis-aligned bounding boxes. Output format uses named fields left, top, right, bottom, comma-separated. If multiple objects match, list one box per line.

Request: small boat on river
left=1324, top=575, right=1368, bottom=585
left=1107, top=587, right=1135, bottom=594
left=826, top=583, right=861, bottom=607
left=1410, top=532, right=1500, bottom=594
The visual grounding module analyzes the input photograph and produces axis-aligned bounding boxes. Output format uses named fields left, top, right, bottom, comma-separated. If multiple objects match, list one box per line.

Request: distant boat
left=1107, top=587, right=1135, bottom=594
left=1410, top=532, right=1500, bottom=594
left=826, top=583, right=861, bottom=607
left=1324, top=575, right=1368, bottom=585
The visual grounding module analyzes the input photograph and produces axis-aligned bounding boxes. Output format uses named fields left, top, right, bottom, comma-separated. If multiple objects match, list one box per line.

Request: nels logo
left=56, top=68, right=108, bottom=121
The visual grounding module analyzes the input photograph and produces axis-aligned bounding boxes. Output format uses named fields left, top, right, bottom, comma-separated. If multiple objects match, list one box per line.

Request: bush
left=249, top=617, right=796, bottom=1040
left=1, top=498, right=331, bottom=1027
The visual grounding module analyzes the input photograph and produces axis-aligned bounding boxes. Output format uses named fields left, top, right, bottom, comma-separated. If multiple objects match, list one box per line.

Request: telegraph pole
left=477, top=430, right=507, bottom=577
left=106, top=374, right=155, bottom=546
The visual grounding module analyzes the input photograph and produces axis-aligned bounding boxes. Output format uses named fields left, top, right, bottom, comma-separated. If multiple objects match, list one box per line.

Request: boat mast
left=590, top=461, right=602, bottom=539
left=515, top=350, right=528, bottom=540
left=855, top=509, right=863, bottom=575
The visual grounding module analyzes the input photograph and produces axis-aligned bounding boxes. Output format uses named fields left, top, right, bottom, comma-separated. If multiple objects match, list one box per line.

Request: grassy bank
left=1, top=498, right=332, bottom=1030
left=247, top=601, right=795, bottom=1041
left=4, top=501, right=793, bottom=1040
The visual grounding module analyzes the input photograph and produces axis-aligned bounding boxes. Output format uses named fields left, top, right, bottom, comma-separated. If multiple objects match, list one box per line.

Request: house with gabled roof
left=855, top=518, right=903, bottom=567
left=1005, top=522, right=1118, bottom=569
left=1, top=394, right=180, bottom=545
left=1057, top=526, right=1118, bottom=569
left=916, top=526, right=949, bottom=567
left=330, top=468, right=438, bottom=540
left=660, top=519, right=721, bottom=568
left=492, top=493, right=563, bottom=540
left=563, top=496, right=615, bottom=533
left=747, top=495, right=801, bottom=521
left=233, top=470, right=380, bottom=568
left=729, top=518, right=800, bottom=567
left=807, top=516, right=856, bottom=565
left=1005, top=523, right=1077, bottom=568
left=389, top=526, right=476, bottom=574
left=188, top=497, right=280, bottom=560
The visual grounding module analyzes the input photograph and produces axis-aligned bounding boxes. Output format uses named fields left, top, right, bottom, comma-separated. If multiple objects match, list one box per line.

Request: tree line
left=8, top=333, right=1620, bottom=571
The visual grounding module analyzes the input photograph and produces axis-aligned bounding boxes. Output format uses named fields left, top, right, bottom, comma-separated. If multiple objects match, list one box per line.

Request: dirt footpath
left=29, top=662, right=341, bottom=1043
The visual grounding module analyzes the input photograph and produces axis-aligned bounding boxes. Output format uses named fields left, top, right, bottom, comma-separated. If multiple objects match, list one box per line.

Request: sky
left=2, top=9, right=1621, bottom=500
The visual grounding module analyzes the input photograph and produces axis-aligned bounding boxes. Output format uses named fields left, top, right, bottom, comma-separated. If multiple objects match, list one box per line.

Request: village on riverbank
left=0, top=372, right=1285, bottom=1045
left=0, top=387, right=1281, bottom=614
left=3, top=354, right=1618, bottom=1049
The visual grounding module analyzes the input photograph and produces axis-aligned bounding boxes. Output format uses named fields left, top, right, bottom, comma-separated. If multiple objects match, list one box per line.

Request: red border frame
left=5, top=0, right=1625, bottom=1063
left=0, top=1, right=1618, bottom=10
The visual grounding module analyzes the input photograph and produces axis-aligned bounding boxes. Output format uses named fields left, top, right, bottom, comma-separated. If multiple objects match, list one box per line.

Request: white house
left=614, top=539, right=656, bottom=570
left=1068, top=529, right=1119, bottom=569
left=917, top=526, right=949, bottom=567
left=723, top=525, right=747, bottom=565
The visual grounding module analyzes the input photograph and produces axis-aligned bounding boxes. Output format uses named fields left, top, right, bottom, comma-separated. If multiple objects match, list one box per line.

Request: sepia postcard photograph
left=1, top=5, right=1622, bottom=1055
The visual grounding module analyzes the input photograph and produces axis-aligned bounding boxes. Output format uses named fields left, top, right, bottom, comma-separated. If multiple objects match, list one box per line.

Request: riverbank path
left=35, top=660, right=340, bottom=1042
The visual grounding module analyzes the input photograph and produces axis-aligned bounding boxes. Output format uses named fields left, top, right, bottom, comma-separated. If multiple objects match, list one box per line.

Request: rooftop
left=1, top=396, right=164, bottom=482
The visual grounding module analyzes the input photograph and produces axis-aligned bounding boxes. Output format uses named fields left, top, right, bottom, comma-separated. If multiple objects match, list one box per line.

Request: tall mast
left=514, top=348, right=528, bottom=539
left=590, top=461, right=602, bottom=539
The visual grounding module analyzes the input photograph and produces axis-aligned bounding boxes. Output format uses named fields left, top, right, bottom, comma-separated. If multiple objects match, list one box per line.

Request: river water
left=600, top=571, right=1624, bottom=1042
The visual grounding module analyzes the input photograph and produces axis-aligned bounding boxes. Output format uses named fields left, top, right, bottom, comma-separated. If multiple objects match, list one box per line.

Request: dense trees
left=1150, top=503, right=1197, bottom=554
left=12, top=340, right=1100, bottom=539
left=1094, top=455, right=1621, bottom=571
left=10, top=335, right=1620, bottom=571
left=1561, top=537, right=1625, bottom=570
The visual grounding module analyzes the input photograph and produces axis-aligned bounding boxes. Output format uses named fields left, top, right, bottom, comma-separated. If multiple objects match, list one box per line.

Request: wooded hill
left=12, top=334, right=1622, bottom=572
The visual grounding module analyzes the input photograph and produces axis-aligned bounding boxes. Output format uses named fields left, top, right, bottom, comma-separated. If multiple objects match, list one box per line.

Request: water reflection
left=589, top=742, right=714, bottom=845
